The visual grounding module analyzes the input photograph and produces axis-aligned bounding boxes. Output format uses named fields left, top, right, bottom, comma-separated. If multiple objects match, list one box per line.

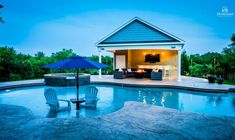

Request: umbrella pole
left=76, top=69, right=79, bottom=110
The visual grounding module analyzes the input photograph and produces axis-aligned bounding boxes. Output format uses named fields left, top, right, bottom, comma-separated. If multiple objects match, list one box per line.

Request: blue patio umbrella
left=43, top=55, right=108, bottom=109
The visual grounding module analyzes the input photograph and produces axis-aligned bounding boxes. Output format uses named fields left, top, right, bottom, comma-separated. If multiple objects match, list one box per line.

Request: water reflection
left=233, top=97, right=235, bottom=110
left=207, top=96, right=223, bottom=107
left=110, top=86, right=235, bottom=116
left=161, top=96, right=165, bottom=107
left=112, top=87, right=179, bottom=109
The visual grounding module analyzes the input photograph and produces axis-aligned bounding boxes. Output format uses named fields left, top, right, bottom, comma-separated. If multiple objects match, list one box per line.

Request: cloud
left=17, top=10, right=229, bottom=56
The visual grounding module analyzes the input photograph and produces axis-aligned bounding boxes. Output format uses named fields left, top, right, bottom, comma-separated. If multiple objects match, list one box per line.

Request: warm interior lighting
left=152, top=68, right=159, bottom=72
left=136, top=69, right=144, bottom=72
left=143, top=52, right=146, bottom=55
left=161, top=52, right=165, bottom=55
left=138, top=65, right=160, bottom=69
left=153, top=52, right=155, bottom=55
left=118, top=68, right=123, bottom=71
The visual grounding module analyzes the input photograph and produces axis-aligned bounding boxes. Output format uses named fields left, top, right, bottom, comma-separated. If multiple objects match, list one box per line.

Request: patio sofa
left=125, top=68, right=136, bottom=77
left=113, top=70, right=127, bottom=79
left=151, top=69, right=163, bottom=80
left=113, top=68, right=163, bottom=80
left=114, top=68, right=137, bottom=79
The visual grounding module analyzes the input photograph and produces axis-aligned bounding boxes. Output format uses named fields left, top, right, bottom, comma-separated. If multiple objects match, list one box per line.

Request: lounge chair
left=44, top=88, right=71, bottom=112
left=81, top=86, right=99, bottom=108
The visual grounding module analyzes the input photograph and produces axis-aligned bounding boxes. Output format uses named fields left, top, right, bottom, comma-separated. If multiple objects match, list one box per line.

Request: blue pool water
left=0, top=84, right=235, bottom=118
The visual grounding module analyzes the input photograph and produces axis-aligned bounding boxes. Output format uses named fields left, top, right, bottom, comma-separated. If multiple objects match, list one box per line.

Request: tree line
left=0, top=34, right=234, bottom=82
left=181, top=34, right=235, bottom=80
left=0, top=48, right=113, bottom=81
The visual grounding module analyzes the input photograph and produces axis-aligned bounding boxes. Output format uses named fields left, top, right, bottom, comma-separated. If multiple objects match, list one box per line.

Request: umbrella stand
left=75, top=69, right=84, bottom=110
left=76, top=69, right=79, bottom=101
left=71, top=69, right=85, bottom=110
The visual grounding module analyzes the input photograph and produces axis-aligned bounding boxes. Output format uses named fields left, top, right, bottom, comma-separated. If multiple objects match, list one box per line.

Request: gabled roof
left=97, top=17, right=184, bottom=46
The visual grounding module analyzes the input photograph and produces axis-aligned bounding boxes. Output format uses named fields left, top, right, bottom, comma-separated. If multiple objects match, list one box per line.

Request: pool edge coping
left=91, top=81, right=235, bottom=93
left=0, top=83, right=45, bottom=90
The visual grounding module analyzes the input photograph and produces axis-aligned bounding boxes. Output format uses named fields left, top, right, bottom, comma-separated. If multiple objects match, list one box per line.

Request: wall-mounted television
left=145, top=54, right=160, bottom=63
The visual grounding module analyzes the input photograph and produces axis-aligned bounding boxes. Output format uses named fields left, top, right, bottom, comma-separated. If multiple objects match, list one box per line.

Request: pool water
left=0, top=84, right=235, bottom=118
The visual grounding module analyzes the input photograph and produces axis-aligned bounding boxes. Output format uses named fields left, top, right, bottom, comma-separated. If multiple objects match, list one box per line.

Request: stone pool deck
left=0, top=76, right=235, bottom=92
left=0, top=102, right=235, bottom=140
left=91, top=75, right=235, bottom=92
left=0, top=79, right=44, bottom=90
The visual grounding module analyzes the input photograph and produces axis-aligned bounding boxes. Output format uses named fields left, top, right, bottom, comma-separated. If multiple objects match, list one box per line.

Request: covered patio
left=96, top=17, right=185, bottom=81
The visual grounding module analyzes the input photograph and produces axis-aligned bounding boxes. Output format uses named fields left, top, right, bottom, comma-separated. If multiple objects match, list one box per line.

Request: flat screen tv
left=145, top=54, right=160, bottom=63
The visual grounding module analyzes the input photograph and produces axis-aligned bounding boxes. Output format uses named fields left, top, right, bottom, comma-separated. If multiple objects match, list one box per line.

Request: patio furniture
left=217, top=78, right=224, bottom=84
left=113, top=70, right=126, bottom=79
left=144, top=69, right=153, bottom=78
left=81, top=86, right=99, bottom=108
left=208, top=76, right=216, bottom=83
left=43, top=55, right=108, bottom=110
left=134, top=71, right=146, bottom=79
left=70, top=98, right=85, bottom=110
left=151, top=70, right=163, bottom=80
left=44, top=88, right=71, bottom=112
left=126, top=68, right=135, bottom=77
left=131, top=68, right=137, bottom=72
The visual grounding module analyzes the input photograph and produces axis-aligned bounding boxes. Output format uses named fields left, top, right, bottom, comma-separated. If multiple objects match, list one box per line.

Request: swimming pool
left=0, top=84, right=235, bottom=118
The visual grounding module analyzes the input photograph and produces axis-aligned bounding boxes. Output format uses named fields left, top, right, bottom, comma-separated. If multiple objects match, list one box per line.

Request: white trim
left=96, top=17, right=185, bottom=46
left=98, top=44, right=183, bottom=51
left=97, top=42, right=184, bottom=47
left=177, top=49, right=181, bottom=82
left=98, top=50, right=102, bottom=78
left=112, top=53, right=115, bottom=70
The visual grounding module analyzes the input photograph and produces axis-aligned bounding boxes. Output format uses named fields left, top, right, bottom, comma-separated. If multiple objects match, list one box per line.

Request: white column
left=177, top=49, right=181, bottom=81
left=113, top=52, right=115, bottom=70
left=99, top=50, right=102, bottom=78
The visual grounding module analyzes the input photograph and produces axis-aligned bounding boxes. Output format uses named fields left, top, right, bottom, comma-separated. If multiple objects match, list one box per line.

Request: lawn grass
left=224, top=80, right=235, bottom=85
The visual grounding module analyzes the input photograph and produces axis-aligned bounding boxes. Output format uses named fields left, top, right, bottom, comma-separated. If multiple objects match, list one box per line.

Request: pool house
left=96, top=17, right=185, bottom=81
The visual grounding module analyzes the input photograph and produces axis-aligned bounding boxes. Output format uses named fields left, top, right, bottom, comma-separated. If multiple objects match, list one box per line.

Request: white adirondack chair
left=44, top=88, right=71, bottom=112
left=81, top=86, right=99, bottom=108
